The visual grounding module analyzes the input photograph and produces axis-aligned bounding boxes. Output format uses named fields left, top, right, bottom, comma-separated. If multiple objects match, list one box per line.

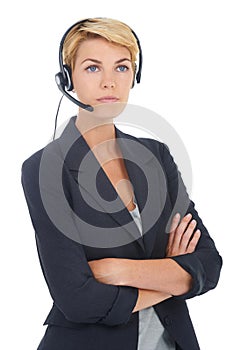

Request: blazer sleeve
left=159, top=142, right=223, bottom=300
left=21, top=150, right=138, bottom=326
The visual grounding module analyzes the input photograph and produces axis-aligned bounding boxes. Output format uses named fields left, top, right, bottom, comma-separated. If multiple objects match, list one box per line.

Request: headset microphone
left=55, top=73, right=94, bottom=112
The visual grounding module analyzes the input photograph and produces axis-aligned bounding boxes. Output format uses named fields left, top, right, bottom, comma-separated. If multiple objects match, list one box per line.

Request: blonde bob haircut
left=63, top=18, right=139, bottom=73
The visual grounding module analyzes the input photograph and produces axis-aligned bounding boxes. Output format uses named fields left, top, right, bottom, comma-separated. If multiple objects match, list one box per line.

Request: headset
left=53, top=18, right=143, bottom=139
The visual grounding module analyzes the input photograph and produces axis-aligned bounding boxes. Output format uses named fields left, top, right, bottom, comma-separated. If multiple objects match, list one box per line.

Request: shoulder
left=128, top=133, right=171, bottom=164
left=132, top=135, right=178, bottom=174
left=117, top=125, right=175, bottom=168
left=21, top=148, right=44, bottom=180
left=138, top=136, right=165, bottom=155
left=21, top=139, right=61, bottom=180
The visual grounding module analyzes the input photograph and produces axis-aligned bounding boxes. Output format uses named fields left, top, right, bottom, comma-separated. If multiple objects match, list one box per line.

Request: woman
left=21, top=18, right=222, bottom=350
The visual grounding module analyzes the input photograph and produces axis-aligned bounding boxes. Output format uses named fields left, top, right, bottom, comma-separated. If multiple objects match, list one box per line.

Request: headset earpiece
left=131, top=63, right=137, bottom=89
left=63, top=65, right=73, bottom=91
left=55, top=65, right=73, bottom=91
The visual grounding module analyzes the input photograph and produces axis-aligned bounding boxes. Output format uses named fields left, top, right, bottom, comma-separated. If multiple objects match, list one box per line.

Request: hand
left=88, top=258, right=128, bottom=285
left=166, top=213, right=201, bottom=257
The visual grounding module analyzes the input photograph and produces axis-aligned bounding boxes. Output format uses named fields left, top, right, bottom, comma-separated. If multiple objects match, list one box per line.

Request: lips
left=96, top=96, right=119, bottom=103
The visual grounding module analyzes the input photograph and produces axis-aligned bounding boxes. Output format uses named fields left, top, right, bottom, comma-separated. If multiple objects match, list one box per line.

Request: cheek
left=122, top=79, right=133, bottom=95
left=72, top=72, right=85, bottom=90
left=122, top=71, right=134, bottom=90
left=72, top=67, right=87, bottom=86
left=72, top=77, right=95, bottom=101
left=74, top=73, right=102, bottom=94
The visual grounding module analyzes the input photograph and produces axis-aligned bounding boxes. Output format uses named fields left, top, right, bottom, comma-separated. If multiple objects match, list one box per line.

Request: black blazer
left=21, top=116, right=222, bottom=350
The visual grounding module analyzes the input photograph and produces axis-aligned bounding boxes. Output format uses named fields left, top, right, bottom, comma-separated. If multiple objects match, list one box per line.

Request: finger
left=173, top=213, right=192, bottom=248
left=169, top=213, right=181, bottom=233
left=167, top=213, right=180, bottom=247
left=187, top=229, right=201, bottom=253
left=180, top=219, right=197, bottom=251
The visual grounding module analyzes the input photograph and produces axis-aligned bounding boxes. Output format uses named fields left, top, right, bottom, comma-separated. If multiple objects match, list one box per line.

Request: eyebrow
left=81, top=58, right=131, bottom=65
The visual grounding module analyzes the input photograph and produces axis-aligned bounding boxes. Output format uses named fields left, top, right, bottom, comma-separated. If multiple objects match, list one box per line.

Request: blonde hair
left=63, top=18, right=139, bottom=72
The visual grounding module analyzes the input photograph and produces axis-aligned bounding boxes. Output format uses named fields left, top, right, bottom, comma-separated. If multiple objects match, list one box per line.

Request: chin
left=90, top=101, right=128, bottom=120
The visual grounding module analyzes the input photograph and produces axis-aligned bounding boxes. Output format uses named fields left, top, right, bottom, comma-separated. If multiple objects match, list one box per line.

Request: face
left=72, top=37, right=134, bottom=118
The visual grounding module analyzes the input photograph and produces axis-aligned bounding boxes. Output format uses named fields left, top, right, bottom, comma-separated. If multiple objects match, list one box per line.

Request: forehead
left=76, top=37, right=131, bottom=61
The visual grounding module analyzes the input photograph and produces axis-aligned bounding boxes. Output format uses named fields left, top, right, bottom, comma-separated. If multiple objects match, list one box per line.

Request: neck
left=75, top=112, right=117, bottom=154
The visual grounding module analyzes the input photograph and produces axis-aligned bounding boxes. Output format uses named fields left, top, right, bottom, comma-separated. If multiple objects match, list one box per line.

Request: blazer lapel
left=57, top=116, right=168, bottom=256
left=115, top=127, right=169, bottom=257
left=57, top=117, right=146, bottom=250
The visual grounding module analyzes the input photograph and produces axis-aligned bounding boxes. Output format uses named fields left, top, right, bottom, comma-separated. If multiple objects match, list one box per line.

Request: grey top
left=128, top=195, right=176, bottom=350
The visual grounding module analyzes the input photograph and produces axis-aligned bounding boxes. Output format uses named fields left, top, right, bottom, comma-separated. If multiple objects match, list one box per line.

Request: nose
left=101, top=72, right=116, bottom=89
left=103, top=81, right=115, bottom=89
left=101, top=80, right=116, bottom=89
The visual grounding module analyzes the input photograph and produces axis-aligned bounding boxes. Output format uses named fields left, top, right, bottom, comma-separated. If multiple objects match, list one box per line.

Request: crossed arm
left=88, top=213, right=201, bottom=312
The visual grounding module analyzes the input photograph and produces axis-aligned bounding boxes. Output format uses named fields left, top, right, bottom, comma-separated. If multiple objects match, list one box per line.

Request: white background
left=1, top=0, right=233, bottom=349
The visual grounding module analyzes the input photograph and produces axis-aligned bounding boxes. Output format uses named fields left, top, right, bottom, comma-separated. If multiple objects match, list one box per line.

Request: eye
left=116, top=65, right=129, bottom=72
left=86, top=65, right=99, bottom=73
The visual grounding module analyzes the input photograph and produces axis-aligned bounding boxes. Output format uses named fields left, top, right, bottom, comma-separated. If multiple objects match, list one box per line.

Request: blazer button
left=164, top=316, right=172, bottom=326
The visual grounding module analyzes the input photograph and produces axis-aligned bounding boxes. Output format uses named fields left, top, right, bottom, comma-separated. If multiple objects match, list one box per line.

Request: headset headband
left=58, top=18, right=143, bottom=86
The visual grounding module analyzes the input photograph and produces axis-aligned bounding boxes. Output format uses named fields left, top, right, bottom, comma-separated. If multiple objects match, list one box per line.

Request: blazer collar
left=57, top=116, right=164, bottom=254
left=58, top=116, right=154, bottom=171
